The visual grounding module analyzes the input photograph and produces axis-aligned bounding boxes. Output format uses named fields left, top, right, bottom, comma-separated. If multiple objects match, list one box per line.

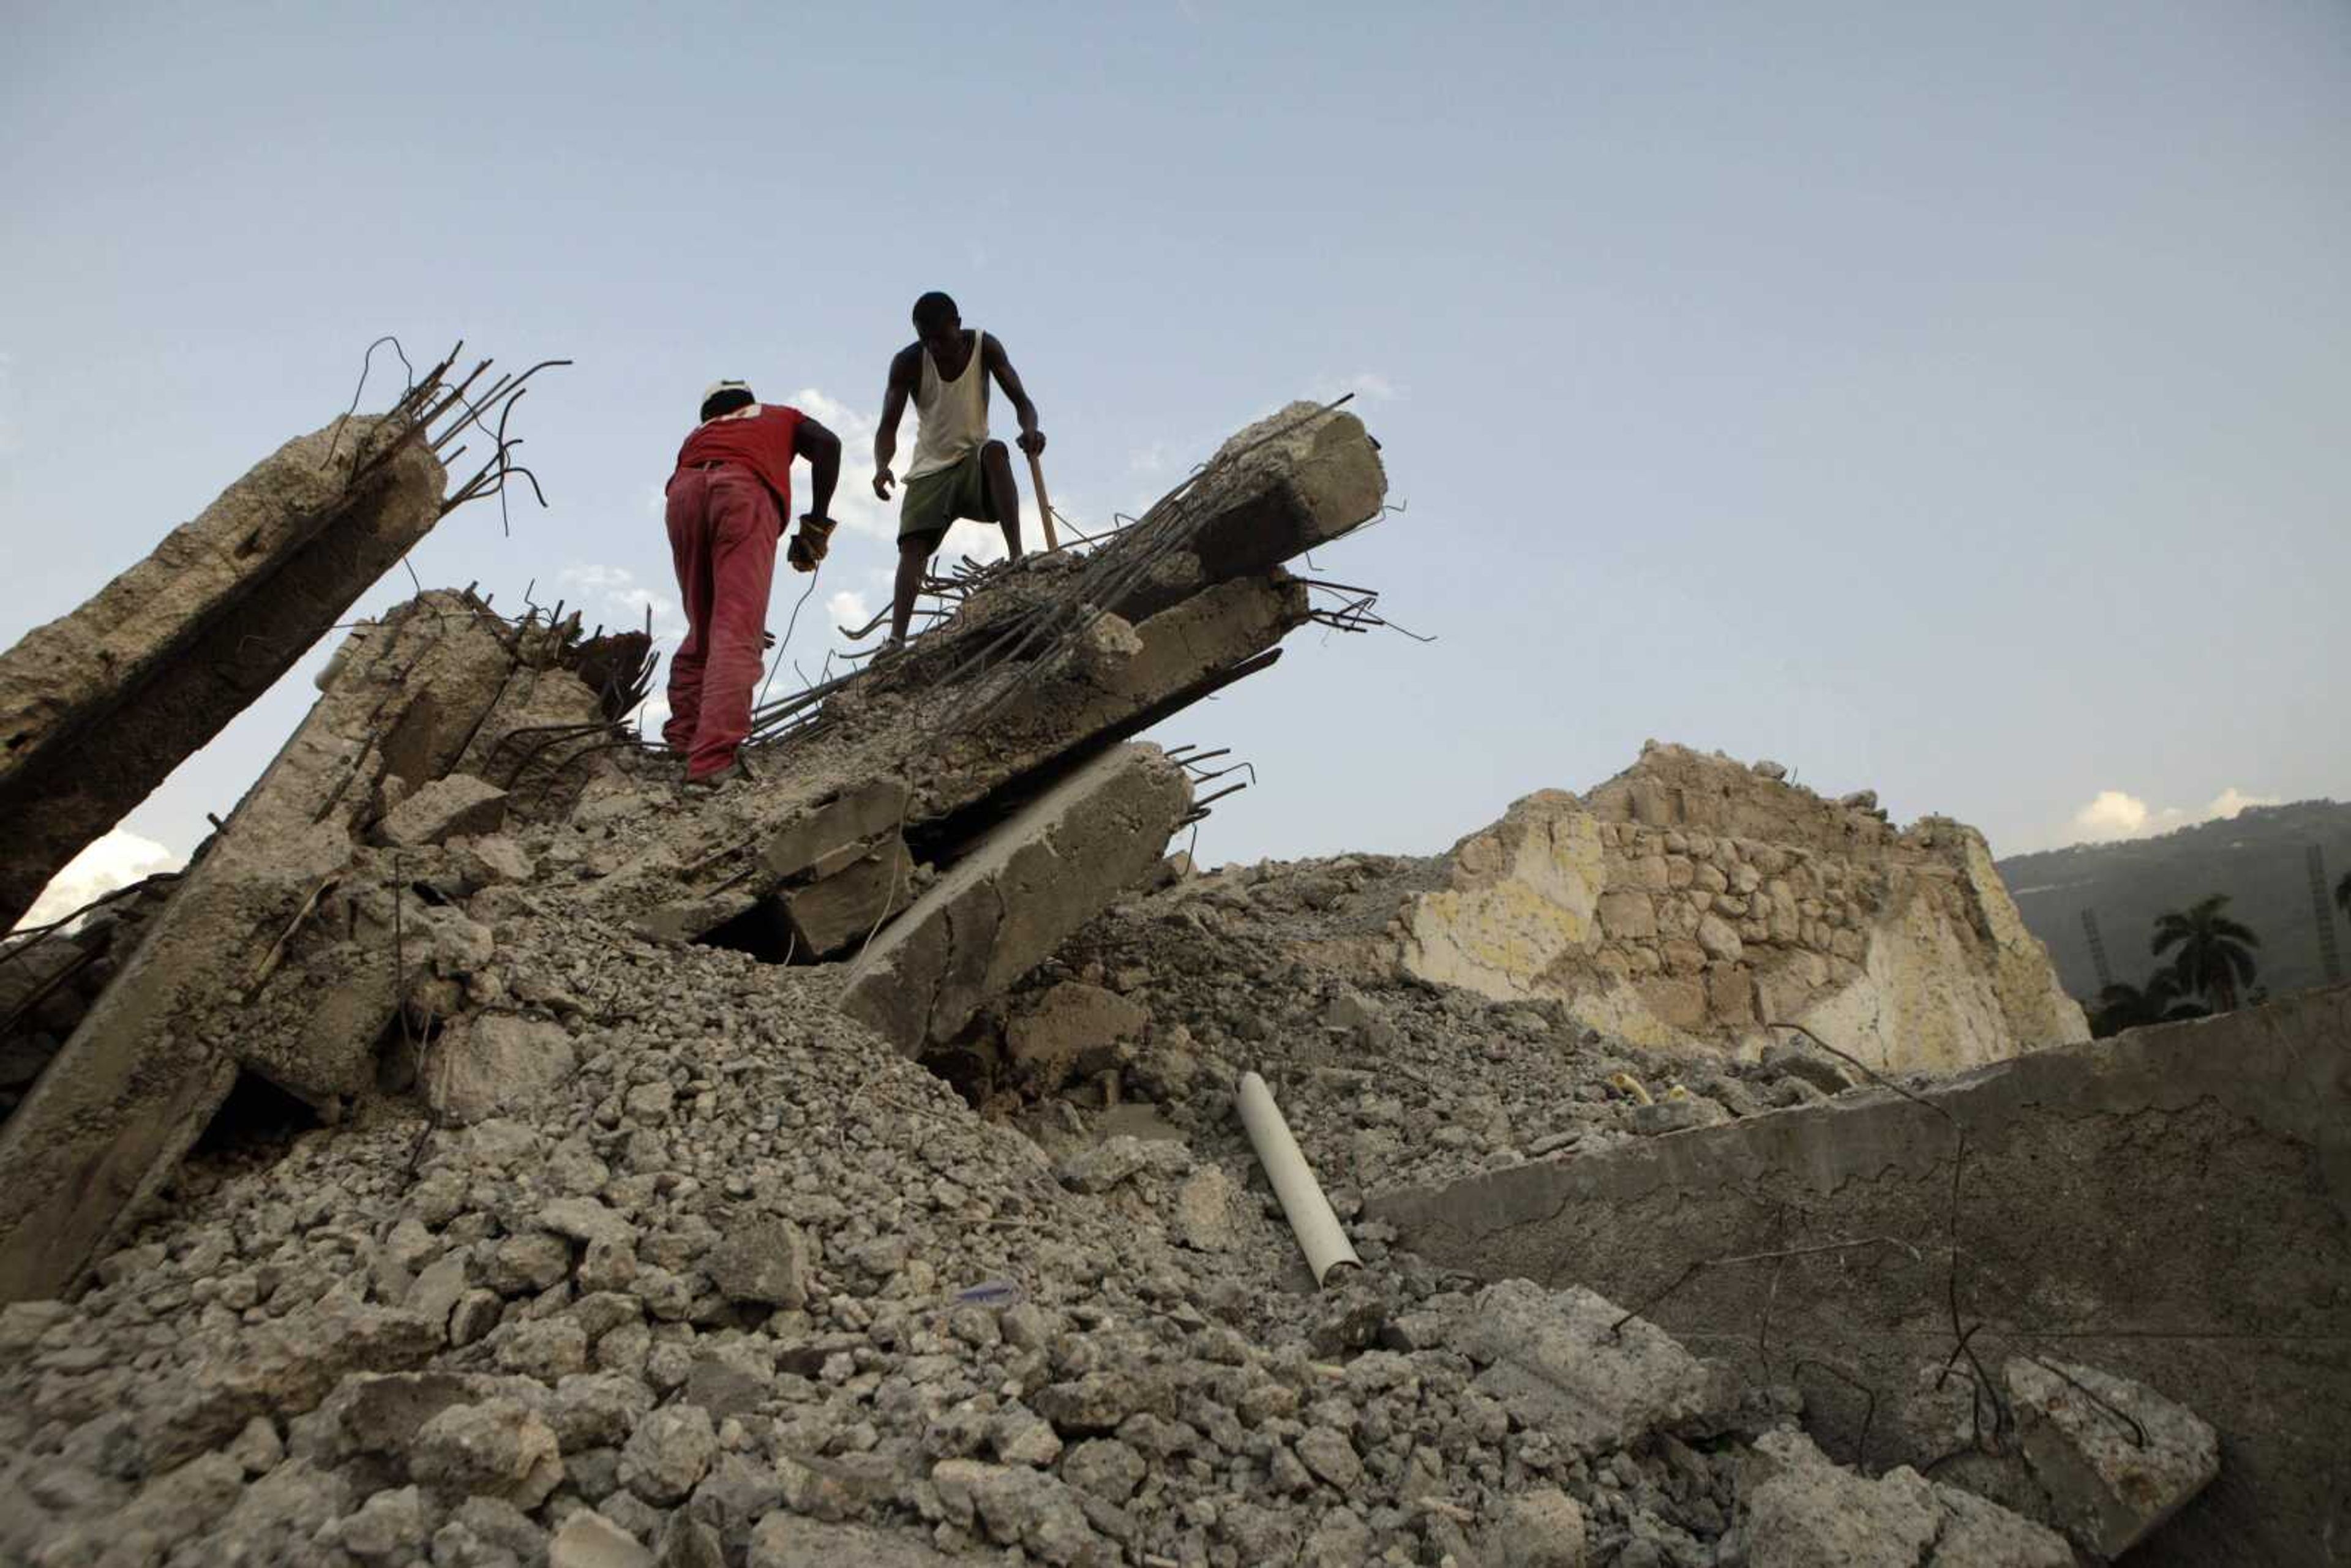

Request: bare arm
left=796, top=417, right=841, bottom=522
left=984, top=336, right=1044, bottom=456
left=872, top=347, right=918, bottom=498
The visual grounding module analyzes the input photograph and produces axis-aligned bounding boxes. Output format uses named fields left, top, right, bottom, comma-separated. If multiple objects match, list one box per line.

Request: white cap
left=701, top=379, right=754, bottom=410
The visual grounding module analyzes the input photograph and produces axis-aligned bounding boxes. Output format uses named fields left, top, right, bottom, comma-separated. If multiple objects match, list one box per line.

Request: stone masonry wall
left=1398, top=743, right=2088, bottom=1071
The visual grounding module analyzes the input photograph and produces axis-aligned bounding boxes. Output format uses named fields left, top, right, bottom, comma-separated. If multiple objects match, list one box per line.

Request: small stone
left=227, top=1416, right=284, bottom=1476
left=704, top=1219, right=811, bottom=1308
left=549, top=1508, right=655, bottom=1568
left=989, top=1406, right=1064, bottom=1467
left=332, top=1485, right=432, bottom=1563
left=1295, top=1425, right=1363, bottom=1491
left=1059, top=1436, right=1145, bottom=1501
left=410, top=1397, right=564, bottom=1510
left=380, top=773, right=509, bottom=849
left=620, top=1404, right=717, bottom=1504
left=1488, top=1486, right=1589, bottom=1566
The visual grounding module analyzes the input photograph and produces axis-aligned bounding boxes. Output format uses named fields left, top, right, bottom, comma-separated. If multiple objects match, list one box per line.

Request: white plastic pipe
left=1237, top=1071, right=1363, bottom=1287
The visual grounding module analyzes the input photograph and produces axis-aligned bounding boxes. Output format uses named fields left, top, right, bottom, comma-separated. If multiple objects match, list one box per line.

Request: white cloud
left=827, top=589, right=874, bottom=636
left=15, top=830, right=182, bottom=931
left=557, top=563, right=680, bottom=637
left=2202, top=787, right=2278, bottom=821
left=2065, top=786, right=2281, bottom=844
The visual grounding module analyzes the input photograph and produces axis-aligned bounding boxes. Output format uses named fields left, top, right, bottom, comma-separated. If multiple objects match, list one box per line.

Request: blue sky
left=4, top=3, right=2347, bottom=915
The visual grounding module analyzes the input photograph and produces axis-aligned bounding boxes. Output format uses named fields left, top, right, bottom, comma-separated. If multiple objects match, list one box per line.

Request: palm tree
left=2089, top=972, right=2207, bottom=1037
left=2151, top=894, right=2260, bottom=1013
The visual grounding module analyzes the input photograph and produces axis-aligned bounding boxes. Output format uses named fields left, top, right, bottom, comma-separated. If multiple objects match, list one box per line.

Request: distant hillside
left=1996, top=800, right=2351, bottom=1002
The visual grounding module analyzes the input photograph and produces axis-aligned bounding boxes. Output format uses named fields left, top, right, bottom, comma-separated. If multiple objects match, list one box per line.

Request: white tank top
left=904, top=329, right=991, bottom=481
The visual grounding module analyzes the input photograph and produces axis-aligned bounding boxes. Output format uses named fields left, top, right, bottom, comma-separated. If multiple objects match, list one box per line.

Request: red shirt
left=674, top=405, right=804, bottom=517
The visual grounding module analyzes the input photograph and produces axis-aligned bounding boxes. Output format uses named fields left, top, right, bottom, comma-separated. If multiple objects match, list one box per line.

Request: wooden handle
left=1024, top=449, right=1061, bottom=552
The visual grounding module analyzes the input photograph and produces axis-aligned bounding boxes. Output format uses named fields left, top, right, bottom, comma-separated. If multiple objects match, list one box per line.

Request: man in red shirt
left=664, top=380, right=840, bottom=785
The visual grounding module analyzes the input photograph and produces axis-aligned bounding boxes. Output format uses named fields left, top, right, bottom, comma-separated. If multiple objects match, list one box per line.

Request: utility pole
left=2081, top=907, right=2114, bottom=991
left=2309, top=845, right=2344, bottom=985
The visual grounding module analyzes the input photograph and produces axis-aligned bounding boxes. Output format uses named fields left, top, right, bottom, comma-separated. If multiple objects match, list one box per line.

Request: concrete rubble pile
left=0, top=396, right=2308, bottom=1566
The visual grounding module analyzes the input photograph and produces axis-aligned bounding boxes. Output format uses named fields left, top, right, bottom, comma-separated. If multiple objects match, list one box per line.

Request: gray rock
left=1057, top=1436, right=1144, bottom=1500
left=620, top=1404, right=717, bottom=1504
left=1487, top=1486, right=1589, bottom=1567
left=704, top=1218, right=812, bottom=1307
left=381, top=773, right=510, bottom=849
left=1295, top=1425, right=1363, bottom=1491
left=1056, top=1133, right=1192, bottom=1194
left=1448, top=1281, right=1710, bottom=1455
left=330, top=1485, right=433, bottom=1563
left=432, top=1013, right=579, bottom=1126
left=552, top=1371, right=656, bottom=1450
left=2004, top=1356, right=2219, bottom=1556
left=549, top=1507, right=655, bottom=1568
left=410, top=1397, right=564, bottom=1509
left=1733, top=1429, right=2069, bottom=1568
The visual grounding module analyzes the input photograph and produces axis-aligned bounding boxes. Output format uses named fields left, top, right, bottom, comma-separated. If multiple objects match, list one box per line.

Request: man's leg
left=662, top=471, right=714, bottom=754
left=890, top=536, right=932, bottom=644
left=980, top=440, right=1023, bottom=559
left=685, top=475, right=780, bottom=780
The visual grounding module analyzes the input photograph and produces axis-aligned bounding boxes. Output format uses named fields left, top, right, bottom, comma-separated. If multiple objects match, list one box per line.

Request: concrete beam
left=840, top=745, right=1191, bottom=1055
left=1367, top=988, right=2351, bottom=1567
left=0, top=416, right=446, bottom=930
left=0, top=591, right=525, bottom=1301
left=1175, top=402, right=1387, bottom=589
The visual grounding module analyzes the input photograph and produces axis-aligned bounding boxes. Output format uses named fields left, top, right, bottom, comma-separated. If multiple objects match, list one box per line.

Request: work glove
left=787, top=513, right=837, bottom=573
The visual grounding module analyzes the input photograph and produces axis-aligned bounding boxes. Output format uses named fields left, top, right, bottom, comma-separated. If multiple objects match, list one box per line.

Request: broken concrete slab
left=426, top=1015, right=579, bottom=1127
left=0, top=591, right=599, bottom=1300
left=1369, top=986, right=2351, bottom=1567
left=1176, top=402, right=1388, bottom=585
left=778, top=838, right=915, bottom=958
left=1446, top=1280, right=1712, bottom=1458
left=839, top=745, right=1191, bottom=1056
left=0, top=415, right=447, bottom=931
left=1732, top=1428, right=2071, bottom=1568
left=573, top=402, right=1381, bottom=943
left=379, top=773, right=509, bottom=849
left=760, top=778, right=909, bottom=883
left=2005, top=1356, right=2219, bottom=1558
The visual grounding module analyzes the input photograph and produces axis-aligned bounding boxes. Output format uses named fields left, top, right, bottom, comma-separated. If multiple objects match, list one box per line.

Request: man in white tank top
left=871, top=291, right=1046, bottom=648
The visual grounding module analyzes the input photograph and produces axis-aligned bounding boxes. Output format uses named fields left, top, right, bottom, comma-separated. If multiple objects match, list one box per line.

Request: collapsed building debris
left=1396, top=744, right=2090, bottom=1072
left=0, top=590, right=630, bottom=1296
left=0, top=399, right=1387, bottom=1300
left=1367, top=986, right=2350, bottom=1564
left=0, top=387, right=2298, bottom=1565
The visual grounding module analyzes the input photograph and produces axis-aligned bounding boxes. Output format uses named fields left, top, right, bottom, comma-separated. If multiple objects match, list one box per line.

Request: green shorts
left=899, top=448, right=994, bottom=547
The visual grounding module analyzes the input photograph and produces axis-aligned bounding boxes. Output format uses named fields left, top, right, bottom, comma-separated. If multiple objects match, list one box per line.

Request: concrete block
left=839, top=746, right=1191, bottom=1056
left=778, top=838, right=915, bottom=958
left=1138, top=402, right=1385, bottom=596
left=379, top=773, right=508, bottom=849
left=0, top=416, right=446, bottom=930
left=2005, top=1357, right=2219, bottom=1557
left=1447, top=1280, right=1710, bottom=1457
left=427, top=1015, right=579, bottom=1127
left=760, top=778, right=909, bottom=883
left=1368, top=989, right=2351, bottom=1566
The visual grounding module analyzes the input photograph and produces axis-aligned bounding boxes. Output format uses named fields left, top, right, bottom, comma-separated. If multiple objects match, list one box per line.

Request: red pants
left=663, top=465, right=778, bottom=779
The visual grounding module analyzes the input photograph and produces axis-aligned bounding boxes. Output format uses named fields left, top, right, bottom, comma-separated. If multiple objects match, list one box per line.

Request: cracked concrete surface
left=1370, top=985, right=2351, bottom=1566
